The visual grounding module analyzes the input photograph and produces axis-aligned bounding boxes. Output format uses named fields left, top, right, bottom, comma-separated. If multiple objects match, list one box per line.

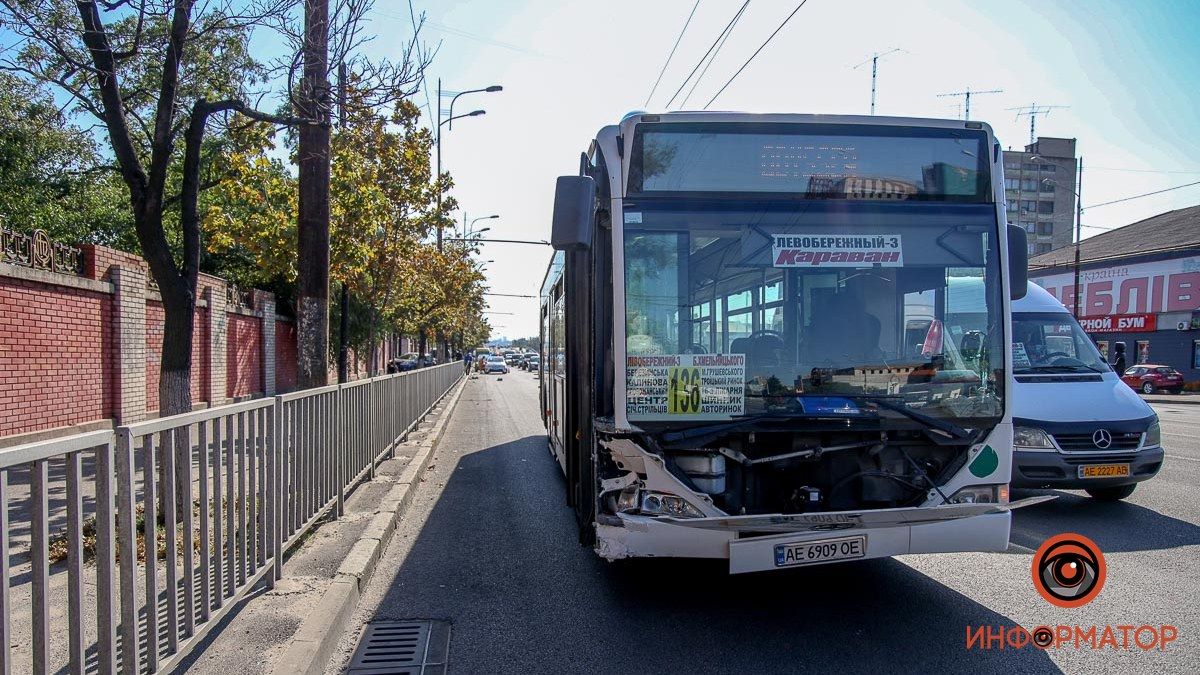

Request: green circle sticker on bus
left=667, top=366, right=703, bottom=414
left=969, top=445, right=999, bottom=478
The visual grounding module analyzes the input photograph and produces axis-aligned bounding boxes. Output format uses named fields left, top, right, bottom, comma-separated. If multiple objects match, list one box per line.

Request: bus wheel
left=1086, top=484, right=1136, bottom=501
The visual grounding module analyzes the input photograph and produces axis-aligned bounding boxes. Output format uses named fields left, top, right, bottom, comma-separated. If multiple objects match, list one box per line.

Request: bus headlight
left=617, top=489, right=705, bottom=519
left=1013, top=425, right=1055, bottom=451
left=949, top=485, right=1006, bottom=504
left=1144, top=418, right=1161, bottom=447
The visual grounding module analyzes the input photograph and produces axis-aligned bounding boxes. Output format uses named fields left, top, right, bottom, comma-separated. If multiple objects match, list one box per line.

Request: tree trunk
left=297, top=0, right=332, bottom=389
left=367, top=306, right=379, bottom=376
left=337, top=283, right=349, bottom=383
left=158, top=291, right=195, bottom=515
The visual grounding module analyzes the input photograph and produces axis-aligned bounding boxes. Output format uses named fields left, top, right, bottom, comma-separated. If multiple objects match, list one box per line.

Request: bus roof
left=1017, top=282, right=1070, bottom=313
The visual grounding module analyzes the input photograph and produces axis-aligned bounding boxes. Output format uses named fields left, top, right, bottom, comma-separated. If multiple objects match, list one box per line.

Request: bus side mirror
left=1008, top=224, right=1028, bottom=300
left=551, top=176, right=596, bottom=251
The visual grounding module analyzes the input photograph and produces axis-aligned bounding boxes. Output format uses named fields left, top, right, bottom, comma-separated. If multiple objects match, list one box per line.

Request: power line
left=703, top=0, right=809, bottom=109
left=664, top=1, right=750, bottom=109
left=1084, top=179, right=1200, bottom=210
left=645, top=0, right=702, bottom=107
left=407, top=0, right=435, bottom=126
left=1085, top=166, right=1200, bottom=175
left=679, top=1, right=749, bottom=108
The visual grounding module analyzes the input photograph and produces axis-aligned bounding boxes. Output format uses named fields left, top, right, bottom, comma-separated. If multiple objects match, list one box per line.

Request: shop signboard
left=1078, top=313, right=1157, bottom=333
left=1033, top=255, right=1200, bottom=316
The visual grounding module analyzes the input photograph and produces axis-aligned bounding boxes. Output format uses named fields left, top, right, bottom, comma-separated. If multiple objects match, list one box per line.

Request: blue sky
left=12, top=1, right=1195, bottom=338
left=354, top=0, right=1199, bottom=337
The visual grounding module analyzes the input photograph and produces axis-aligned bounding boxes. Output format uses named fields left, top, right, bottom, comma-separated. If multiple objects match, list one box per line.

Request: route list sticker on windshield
left=772, top=234, right=904, bottom=268
left=626, top=354, right=745, bottom=419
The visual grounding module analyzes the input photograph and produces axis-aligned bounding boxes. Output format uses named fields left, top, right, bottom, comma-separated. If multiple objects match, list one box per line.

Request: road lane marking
left=1166, top=454, right=1200, bottom=462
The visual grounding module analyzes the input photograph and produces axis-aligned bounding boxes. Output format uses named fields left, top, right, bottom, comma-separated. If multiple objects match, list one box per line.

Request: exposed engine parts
left=600, top=429, right=970, bottom=517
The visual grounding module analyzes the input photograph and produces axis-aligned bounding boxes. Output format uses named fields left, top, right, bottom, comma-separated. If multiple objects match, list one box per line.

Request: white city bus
left=541, top=112, right=1043, bottom=573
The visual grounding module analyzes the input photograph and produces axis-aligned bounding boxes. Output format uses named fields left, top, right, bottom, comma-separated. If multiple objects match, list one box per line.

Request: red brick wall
left=0, top=276, right=114, bottom=437
left=145, top=300, right=209, bottom=412
left=80, top=244, right=145, bottom=281
left=275, top=319, right=297, bottom=392
left=227, top=313, right=263, bottom=398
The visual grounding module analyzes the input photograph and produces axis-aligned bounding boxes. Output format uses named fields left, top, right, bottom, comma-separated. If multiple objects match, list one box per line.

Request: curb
left=271, top=376, right=468, bottom=675
left=1142, top=395, right=1200, bottom=405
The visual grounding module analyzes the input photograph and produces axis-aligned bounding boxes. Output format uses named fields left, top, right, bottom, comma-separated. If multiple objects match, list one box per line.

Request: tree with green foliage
left=0, top=0, right=305, bottom=419
left=204, top=82, right=487, bottom=376
left=0, top=72, right=135, bottom=247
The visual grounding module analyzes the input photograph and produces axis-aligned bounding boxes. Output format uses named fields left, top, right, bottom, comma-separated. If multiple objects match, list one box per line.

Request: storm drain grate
left=347, top=620, right=451, bottom=674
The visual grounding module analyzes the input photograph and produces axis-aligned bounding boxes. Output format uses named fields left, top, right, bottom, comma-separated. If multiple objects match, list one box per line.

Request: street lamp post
left=464, top=213, right=499, bottom=238
left=1042, top=158, right=1084, bottom=318
left=435, top=81, right=502, bottom=251
left=443, top=237, right=552, bottom=246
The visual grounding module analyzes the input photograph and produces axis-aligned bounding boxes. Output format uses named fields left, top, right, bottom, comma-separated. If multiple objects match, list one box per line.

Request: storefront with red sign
left=1078, top=313, right=1157, bottom=333
left=1033, top=255, right=1200, bottom=382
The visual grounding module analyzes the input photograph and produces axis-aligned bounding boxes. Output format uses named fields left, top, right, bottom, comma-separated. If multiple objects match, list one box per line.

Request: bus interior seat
left=731, top=333, right=785, bottom=374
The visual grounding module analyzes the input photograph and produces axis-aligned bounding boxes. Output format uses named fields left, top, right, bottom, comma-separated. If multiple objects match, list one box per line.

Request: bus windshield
left=622, top=200, right=1005, bottom=423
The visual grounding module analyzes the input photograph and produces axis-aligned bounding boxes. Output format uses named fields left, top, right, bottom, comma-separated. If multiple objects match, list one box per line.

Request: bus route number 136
left=668, top=366, right=703, bottom=414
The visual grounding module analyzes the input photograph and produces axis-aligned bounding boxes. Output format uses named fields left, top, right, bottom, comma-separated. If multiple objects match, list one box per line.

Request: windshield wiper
left=1017, top=364, right=1106, bottom=374
left=839, top=395, right=972, bottom=440
left=659, top=409, right=867, bottom=445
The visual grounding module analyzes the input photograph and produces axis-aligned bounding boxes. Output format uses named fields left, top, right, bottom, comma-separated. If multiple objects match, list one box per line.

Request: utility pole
left=853, top=48, right=903, bottom=115
left=1073, top=156, right=1084, bottom=319
left=336, top=61, right=350, bottom=383
left=436, top=77, right=443, bottom=251
left=297, top=0, right=331, bottom=389
left=1007, top=103, right=1069, bottom=145
left=937, top=86, right=1003, bottom=120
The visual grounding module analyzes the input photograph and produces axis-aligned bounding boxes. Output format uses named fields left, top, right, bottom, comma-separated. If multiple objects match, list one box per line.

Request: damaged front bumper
left=595, top=497, right=1049, bottom=574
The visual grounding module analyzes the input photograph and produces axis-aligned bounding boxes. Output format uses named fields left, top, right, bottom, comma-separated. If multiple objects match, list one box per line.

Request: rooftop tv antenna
left=936, top=86, right=1003, bottom=120
left=852, top=47, right=906, bottom=115
left=1007, top=102, right=1070, bottom=145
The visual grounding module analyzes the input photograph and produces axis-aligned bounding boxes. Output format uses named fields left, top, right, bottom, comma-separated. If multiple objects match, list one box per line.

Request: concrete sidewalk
left=1142, top=392, right=1200, bottom=405
left=170, top=377, right=466, bottom=674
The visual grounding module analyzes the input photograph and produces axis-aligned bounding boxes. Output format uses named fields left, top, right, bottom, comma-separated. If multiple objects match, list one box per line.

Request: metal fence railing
left=0, top=363, right=462, bottom=674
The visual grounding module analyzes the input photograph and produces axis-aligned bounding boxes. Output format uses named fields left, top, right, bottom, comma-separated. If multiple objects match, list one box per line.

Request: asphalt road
left=329, top=374, right=1199, bottom=674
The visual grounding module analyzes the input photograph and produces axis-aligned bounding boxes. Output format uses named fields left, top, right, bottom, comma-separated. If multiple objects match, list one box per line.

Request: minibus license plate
left=1078, top=463, right=1130, bottom=479
left=774, top=535, right=866, bottom=568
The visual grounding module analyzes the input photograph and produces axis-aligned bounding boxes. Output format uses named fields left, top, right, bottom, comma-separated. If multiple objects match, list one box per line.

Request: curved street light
left=436, top=81, right=502, bottom=251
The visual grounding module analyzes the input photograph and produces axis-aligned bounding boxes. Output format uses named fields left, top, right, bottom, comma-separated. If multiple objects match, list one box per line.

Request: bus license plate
left=774, top=535, right=866, bottom=568
left=1078, top=463, right=1130, bottom=479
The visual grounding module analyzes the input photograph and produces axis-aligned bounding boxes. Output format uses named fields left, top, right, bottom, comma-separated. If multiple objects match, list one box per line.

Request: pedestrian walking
left=1113, top=342, right=1127, bottom=375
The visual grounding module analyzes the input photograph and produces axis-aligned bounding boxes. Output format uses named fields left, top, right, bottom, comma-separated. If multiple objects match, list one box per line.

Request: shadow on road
left=1010, top=488, right=1200, bottom=553
left=370, top=434, right=1057, bottom=673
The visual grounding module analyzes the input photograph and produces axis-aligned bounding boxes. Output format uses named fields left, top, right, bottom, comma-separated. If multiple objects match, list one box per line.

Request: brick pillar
left=257, top=290, right=277, bottom=396
left=207, top=284, right=228, bottom=406
left=112, top=264, right=146, bottom=423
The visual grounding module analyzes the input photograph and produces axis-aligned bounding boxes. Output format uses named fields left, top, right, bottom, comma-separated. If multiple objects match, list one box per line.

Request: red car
left=1121, top=364, right=1184, bottom=394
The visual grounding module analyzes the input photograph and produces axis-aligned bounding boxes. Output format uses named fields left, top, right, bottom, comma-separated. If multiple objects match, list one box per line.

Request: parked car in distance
left=484, top=355, right=510, bottom=374
left=395, top=353, right=420, bottom=371
left=1122, top=365, right=1184, bottom=394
